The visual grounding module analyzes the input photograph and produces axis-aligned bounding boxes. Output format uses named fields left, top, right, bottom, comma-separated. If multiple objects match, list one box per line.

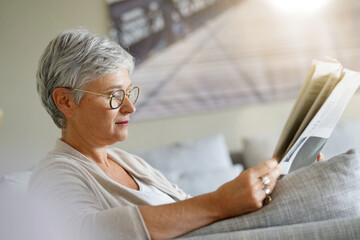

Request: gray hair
left=36, top=29, right=135, bottom=128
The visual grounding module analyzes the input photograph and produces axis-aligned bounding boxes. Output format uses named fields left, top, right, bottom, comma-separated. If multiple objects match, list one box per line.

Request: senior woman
left=29, top=29, right=281, bottom=240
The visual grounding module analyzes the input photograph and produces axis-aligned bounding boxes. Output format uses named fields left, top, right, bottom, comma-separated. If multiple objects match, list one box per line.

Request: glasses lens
left=110, top=90, right=124, bottom=109
left=110, top=87, right=140, bottom=109
left=128, top=87, right=139, bottom=104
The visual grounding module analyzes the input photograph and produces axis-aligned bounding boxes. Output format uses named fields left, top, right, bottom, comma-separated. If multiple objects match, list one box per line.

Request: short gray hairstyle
left=36, top=29, right=135, bottom=128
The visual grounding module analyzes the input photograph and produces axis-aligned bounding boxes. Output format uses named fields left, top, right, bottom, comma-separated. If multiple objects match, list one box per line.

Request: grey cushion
left=182, top=149, right=360, bottom=238
left=133, top=134, right=233, bottom=173
left=165, top=165, right=243, bottom=196
left=181, top=217, right=360, bottom=240
left=132, top=134, right=239, bottom=196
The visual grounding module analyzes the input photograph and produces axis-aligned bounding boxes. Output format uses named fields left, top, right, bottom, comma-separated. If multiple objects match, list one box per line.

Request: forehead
left=87, top=69, right=131, bottom=91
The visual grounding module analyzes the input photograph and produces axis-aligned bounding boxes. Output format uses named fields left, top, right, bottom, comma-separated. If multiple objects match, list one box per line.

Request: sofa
left=1, top=120, right=360, bottom=239
left=180, top=148, right=360, bottom=239
left=133, top=126, right=360, bottom=239
left=132, top=134, right=244, bottom=196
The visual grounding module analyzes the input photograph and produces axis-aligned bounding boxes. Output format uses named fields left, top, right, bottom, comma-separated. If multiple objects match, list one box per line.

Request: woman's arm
left=140, top=158, right=281, bottom=239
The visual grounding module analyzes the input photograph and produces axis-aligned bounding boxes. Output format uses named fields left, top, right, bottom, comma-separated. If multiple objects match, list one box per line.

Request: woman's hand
left=213, top=159, right=281, bottom=219
left=141, top=159, right=281, bottom=239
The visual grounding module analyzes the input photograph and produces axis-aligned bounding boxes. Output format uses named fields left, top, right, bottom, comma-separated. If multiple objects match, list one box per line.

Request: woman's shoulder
left=35, top=149, right=85, bottom=172
left=29, top=149, right=92, bottom=190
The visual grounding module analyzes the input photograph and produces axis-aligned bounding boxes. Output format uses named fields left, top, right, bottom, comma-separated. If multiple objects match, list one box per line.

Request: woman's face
left=68, top=68, right=136, bottom=147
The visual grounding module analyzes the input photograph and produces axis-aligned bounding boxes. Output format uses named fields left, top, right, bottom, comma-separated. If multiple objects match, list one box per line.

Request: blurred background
left=109, top=0, right=360, bottom=121
left=1, top=0, right=360, bottom=175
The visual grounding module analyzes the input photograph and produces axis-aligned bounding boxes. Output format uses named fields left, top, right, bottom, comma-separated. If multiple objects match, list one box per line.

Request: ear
left=52, top=88, right=76, bottom=117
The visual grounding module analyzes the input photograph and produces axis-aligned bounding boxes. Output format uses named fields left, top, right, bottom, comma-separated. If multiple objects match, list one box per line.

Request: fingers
left=259, top=165, right=281, bottom=194
left=214, top=158, right=281, bottom=217
left=251, top=159, right=281, bottom=189
left=251, top=158, right=278, bottom=177
left=247, top=159, right=281, bottom=190
left=317, top=153, right=325, bottom=162
left=266, top=165, right=281, bottom=192
left=244, top=159, right=281, bottom=208
left=257, top=162, right=281, bottom=206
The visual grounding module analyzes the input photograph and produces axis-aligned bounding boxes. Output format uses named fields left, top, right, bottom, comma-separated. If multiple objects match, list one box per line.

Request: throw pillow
left=133, top=134, right=233, bottom=173
left=166, top=165, right=244, bottom=196
left=242, top=134, right=279, bottom=168
left=184, top=149, right=360, bottom=237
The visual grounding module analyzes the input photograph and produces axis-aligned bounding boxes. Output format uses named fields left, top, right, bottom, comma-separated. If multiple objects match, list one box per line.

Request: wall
left=1, top=0, right=360, bottom=175
left=118, top=94, right=360, bottom=153
left=0, top=0, right=110, bottom=175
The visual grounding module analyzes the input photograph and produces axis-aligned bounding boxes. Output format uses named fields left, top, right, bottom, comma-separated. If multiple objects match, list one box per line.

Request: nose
left=119, top=96, right=136, bottom=115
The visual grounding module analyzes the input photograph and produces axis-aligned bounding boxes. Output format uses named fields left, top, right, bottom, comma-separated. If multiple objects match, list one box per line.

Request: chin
left=118, top=137, right=128, bottom=142
left=110, top=128, right=129, bottom=143
left=117, top=133, right=129, bottom=142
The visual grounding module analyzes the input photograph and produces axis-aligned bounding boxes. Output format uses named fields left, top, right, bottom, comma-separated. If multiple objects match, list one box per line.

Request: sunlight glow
left=268, top=0, right=333, bottom=14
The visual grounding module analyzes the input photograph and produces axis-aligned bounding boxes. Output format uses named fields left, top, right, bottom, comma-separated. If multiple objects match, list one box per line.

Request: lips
left=116, top=121, right=129, bottom=126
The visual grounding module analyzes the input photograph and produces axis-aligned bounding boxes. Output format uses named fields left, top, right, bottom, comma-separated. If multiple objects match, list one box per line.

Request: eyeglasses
left=71, top=86, right=140, bottom=109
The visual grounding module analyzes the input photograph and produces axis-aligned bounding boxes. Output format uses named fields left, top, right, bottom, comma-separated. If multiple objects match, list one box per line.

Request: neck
left=61, top=127, right=110, bottom=167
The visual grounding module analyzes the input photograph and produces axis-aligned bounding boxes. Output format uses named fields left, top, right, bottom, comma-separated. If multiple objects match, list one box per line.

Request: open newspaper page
left=284, top=71, right=342, bottom=155
left=278, top=68, right=360, bottom=174
left=273, top=58, right=343, bottom=159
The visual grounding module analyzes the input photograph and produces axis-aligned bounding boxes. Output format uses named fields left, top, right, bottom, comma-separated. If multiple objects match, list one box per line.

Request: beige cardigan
left=28, top=139, right=190, bottom=240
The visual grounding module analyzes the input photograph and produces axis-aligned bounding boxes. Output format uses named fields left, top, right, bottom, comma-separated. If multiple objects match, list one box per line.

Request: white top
left=28, top=139, right=190, bottom=240
left=126, top=176, right=176, bottom=206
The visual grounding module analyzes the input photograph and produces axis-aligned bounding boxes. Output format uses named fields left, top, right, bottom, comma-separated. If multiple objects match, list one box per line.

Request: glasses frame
left=71, top=86, right=140, bottom=109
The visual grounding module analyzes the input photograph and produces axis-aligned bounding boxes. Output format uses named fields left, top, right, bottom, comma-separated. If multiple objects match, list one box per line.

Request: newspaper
left=273, top=58, right=360, bottom=175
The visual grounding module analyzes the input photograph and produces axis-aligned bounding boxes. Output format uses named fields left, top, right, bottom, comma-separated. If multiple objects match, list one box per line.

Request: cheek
left=94, top=110, right=118, bottom=127
left=75, top=97, right=119, bottom=131
left=80, top=106, right=117, bottom=128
